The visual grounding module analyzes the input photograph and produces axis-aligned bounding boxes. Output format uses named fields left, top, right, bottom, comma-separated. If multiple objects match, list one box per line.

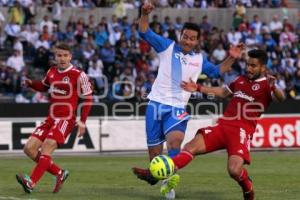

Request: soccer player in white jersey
left=132, top=2, right=245, bottom=197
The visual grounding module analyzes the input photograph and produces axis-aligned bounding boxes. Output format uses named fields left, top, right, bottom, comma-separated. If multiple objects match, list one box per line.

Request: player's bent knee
left=41, top=139, right=58, bottom=155
left=228, top=164, right=242, bottom=179
left=182, top=143, right=199, bottom=155
left=23, top=144, right=36, bottom=158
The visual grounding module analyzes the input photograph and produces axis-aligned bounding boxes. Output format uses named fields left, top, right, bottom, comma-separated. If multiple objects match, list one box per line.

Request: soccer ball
left=149, top=155, right=175, bottom=180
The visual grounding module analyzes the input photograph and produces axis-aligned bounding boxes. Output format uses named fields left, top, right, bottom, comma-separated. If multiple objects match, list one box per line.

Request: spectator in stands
left=0, top=62, right=14, bottom=93
left=279, top=26, right=297, bottom=49
left=212, top=43, right=227, bottom=64
left=100, top=41, right=116, bottom=70
left=199, top=15, right=212, bottom=34
left=8, top=1, right=25, bottom=25
left=233, top=0, right=246, bottom=29
left=95, top=24, right=108, bottom=47
left=88, top=55, right=105, bottom=92
left=4, top=18, right=21, bottom=47
left=52, top=0, right=62, bottom=25
left=33, top=46, right=50, bottom=71
left=6, top=49, right=25, bottom=73
left=227, top=28, right=242, bottom=45
left=0, top=9, right=5, bottom=33
left=269, top=14, right=283, bottom=42
left=34, top=35, right=50, bottom=50
left=250, top=14, right=262, bottom=35
left=39, top=15, right=54, bottom=34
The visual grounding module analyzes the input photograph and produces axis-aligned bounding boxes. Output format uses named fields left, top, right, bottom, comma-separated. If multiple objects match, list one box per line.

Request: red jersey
left=42, top=65, right=92, bottom=119
left=219, top=75, right=273, bottom=134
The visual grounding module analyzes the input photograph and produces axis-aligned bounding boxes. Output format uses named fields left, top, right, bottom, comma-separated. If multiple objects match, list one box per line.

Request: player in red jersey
left=16, top=43, right=93, bottom=194
left=155, top=49, right=285, bottom=199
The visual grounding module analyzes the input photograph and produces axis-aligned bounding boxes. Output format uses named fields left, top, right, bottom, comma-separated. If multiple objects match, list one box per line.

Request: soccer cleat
left=243, top=177, right=254, bottom=200
left=132, top=167, right=159, bottom=185
left=160, top=174, right=180, bottom=197
left=53, top=169, right=69, bottom=193
left=16, top=173, right=34, bottom=193
left=243, top=189, right=254, bottom=200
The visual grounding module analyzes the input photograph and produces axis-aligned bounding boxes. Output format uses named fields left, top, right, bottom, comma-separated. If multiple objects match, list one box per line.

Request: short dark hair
left=248, top=49, right=268, bottom=65
left=55, top=43, right=72, bottom=52
left=181, top=23, right=200, bottom=39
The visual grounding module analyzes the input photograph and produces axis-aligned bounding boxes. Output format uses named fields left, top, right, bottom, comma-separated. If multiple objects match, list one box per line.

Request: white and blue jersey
left=140, top=28, right=221, bottom=146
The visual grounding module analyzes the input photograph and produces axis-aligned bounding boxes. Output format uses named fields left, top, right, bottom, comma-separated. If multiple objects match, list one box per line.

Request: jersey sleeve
left=202, top=55, right=221, bottom=78
left=79, top=72, right=93, bottom=96
left=41, top=68, right=52, bottom=87
left=139, top=28, right=173, bottom=53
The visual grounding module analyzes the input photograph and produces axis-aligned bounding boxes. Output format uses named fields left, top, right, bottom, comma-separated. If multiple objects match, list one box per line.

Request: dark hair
left=181, top=23, right=200, bottom=39
left=248, top=49, right=268, bottom=65
left=55, top=43, right=72, bottom=52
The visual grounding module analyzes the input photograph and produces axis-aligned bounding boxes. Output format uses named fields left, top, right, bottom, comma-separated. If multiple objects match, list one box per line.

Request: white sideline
left=0, top=197, right=38, bottom=200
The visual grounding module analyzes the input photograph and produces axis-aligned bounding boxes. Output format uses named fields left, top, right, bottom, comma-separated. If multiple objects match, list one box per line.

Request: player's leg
left=171, top=133, right=206, bottom=169
left=159, top=110, right=187, bottom=198
left=30, top=138, right=58, bottom=185
left=225, top=125, right=254, bottom=200
left=160, top=132, right=206, bottom=197
left=23, top=136, right=62, bottom=176
left=148, top=144, right=164, bottom=161
left=163, top=107, right=189, bottom=158
left=227, top=156, right=254, bottom=200
left=172, top=124, right=225, bottom=170
left=49, top=119, right=75, bottom=193
left=23, top=136, right=42, bottom=160
left=165, top=130, right=185, bottom=157
left=132, top=101, right=164, bottom=185
left=16, top=138, right=58, bottom=193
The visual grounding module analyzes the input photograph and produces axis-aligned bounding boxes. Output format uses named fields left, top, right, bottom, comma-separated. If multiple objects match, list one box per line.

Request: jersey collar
left=176, top=44, right=195, bottom=55
left=254, top=77, right=267, bottom=82
left=57, top=64, right=73, bottom=73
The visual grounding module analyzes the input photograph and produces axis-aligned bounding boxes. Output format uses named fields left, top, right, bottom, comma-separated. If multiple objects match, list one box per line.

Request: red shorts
left=31, top=117, right=76, bottom=145
left=197, top=122, right=252, bottom=164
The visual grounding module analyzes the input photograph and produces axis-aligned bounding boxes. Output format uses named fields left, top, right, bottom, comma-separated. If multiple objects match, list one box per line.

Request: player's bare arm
left=139, top=2, right=155, bottom=33
left=219, top=43, right=245, bottom=74
left=180, top=78, right=231, bottom=98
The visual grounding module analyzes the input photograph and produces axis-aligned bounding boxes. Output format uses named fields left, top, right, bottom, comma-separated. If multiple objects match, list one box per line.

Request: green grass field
left=0, top=151, right=299, bottom=200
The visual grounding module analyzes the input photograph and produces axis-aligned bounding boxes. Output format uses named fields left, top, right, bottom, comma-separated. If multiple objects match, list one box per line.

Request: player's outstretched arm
left=219, top=43, right=245, bottom=74
left=22, top=78, right=49, bottom=92
left=202, top=43, right=245, bottom=78
left=138, top=2, right=172, bottom=53
left=139, top=1, right=154, bottom=33
left=180, top=78, right=231, bottom=98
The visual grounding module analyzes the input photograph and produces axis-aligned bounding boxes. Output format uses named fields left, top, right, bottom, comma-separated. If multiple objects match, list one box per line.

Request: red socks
left=30, top=155, right=52, bottom=184
left=234, top=168, right=253, bottom=192
left=172, top=151, right=194, bottom=169
left=35, top=151, right=61, bottom=176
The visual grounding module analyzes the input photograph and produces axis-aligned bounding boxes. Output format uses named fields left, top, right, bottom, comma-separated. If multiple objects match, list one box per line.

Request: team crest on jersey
left=252, top=84, right=260, bottom=91
left=175, top=53, right=188, bottom=65
left=62, top=76, right=70, bottom=83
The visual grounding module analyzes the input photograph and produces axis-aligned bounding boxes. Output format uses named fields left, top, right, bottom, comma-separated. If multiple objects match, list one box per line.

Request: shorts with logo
left=31, top=116, right=76, bottom=145
left=145, top=101, right=190, bottom=146
left=197, top=122, right=252, bottom=164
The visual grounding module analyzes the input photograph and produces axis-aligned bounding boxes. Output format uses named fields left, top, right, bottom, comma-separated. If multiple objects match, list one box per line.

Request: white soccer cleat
left=165, top=188, right=175, bottom=200
left=160, top=174, right=180, bottom=199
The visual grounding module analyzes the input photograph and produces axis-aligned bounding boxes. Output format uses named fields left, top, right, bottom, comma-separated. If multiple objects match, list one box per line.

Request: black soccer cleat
left=132, top=167, right=159, bottom=185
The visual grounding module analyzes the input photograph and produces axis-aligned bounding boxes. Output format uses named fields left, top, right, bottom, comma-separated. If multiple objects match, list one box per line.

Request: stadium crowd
left=0, top=0, right=291, bottom=9
left=0, top=0, right=299, bottom=103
